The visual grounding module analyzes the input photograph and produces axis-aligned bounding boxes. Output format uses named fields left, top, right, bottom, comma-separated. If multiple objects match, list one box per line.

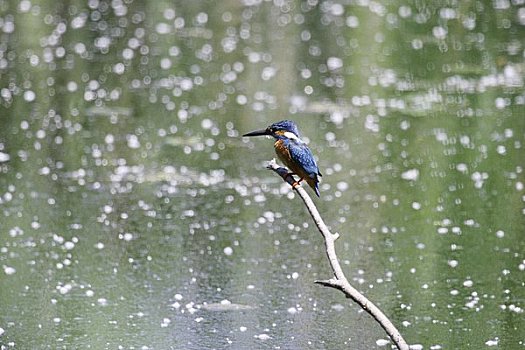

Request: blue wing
left=288, top=140, right=321, bottom=178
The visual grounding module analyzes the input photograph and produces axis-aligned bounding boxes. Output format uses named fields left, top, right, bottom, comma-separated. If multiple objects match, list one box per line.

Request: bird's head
left=243, top=120, right=301, bottom=140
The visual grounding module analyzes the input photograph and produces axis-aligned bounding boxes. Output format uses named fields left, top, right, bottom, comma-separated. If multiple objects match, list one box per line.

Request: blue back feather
left=287, top=139, right=320, bottom=178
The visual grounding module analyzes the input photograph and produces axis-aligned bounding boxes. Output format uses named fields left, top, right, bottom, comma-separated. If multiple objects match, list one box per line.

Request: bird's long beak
left=242, top=128, right=270, bottom=137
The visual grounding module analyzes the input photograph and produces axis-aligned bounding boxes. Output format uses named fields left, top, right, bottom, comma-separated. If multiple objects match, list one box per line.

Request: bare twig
left=266, top=159, right=410, bottom=350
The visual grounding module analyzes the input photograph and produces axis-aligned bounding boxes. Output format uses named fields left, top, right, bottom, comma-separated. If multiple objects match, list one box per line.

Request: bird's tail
left=307, top=177, right=320, bottom=197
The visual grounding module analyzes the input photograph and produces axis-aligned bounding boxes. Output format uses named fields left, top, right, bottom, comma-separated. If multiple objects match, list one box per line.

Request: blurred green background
left=1, top=0, right=524, bottom=349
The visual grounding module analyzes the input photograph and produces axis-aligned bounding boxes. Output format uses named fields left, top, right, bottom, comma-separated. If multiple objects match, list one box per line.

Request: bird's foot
left=291, top=178, right=305, bottom=189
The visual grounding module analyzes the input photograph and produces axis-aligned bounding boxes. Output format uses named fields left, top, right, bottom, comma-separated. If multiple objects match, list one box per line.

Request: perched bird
left=243, top=120, right=322, bottom=197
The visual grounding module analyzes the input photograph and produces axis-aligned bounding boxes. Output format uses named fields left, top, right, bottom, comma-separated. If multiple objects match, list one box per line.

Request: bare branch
left=267, top=159, right=410, bottom=350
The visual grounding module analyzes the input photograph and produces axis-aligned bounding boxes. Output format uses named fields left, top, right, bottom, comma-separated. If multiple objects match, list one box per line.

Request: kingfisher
left=243, top=120, right=322, bottom=197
